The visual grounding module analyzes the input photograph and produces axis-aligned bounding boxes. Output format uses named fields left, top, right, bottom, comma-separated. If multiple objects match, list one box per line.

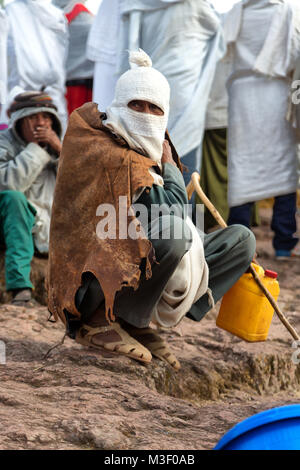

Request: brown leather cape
left=47, top=102, right=182, bottom=324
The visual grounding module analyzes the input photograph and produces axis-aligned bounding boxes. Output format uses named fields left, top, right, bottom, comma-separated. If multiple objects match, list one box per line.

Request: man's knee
left=151, top=215, right=192, bottom=263
left=230, top=224, right=256, bottom=264
left=166, top=216, right=192, bottom=263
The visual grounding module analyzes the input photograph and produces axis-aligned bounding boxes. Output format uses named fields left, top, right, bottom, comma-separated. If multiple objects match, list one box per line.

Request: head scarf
left=104, top=49, right=170, bottom=167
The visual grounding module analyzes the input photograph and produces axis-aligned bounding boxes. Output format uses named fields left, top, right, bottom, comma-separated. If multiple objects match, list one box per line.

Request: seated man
left=48, top=50, right=256, bottom=369
left=0, top=91, right=62, bottom=306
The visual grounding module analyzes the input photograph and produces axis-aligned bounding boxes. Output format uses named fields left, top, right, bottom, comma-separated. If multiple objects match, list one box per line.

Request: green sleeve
left=134, top=163, right=188, bottom=221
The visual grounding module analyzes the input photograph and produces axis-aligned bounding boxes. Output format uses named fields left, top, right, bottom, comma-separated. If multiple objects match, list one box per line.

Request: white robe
left=6, top=0, right=69, bottom=132
left=118, top=0, right=225, bottom=158
left=87, top=0, right=224, bottom=157
left=0, top=9, right=8, bottom=125
left=226, top=0, right=300, bottom=207
left=87, top=0, right=120, bottom=110
left=52, top=0, right=94, bottom=81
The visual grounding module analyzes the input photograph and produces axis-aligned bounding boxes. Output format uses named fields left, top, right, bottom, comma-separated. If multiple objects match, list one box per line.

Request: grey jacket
left=0, top=105, right=62, bottom=253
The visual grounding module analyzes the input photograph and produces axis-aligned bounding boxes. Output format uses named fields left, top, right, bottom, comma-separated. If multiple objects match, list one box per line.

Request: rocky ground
left=0, top=208, right=299, bottom=450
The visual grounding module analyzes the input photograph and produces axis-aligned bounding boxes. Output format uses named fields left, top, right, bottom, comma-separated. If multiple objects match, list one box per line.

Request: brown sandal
left=75, top=322, right=152, bottom=364
left=123, top=326, right=181, bottom=371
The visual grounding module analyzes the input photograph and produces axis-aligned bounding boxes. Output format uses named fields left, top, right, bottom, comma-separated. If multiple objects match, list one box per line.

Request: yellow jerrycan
left=216, top=263, right=280, bottom=342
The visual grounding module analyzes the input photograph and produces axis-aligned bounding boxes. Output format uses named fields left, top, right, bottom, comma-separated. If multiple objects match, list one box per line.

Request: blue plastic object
left=215, top=405, right=300, bottom=450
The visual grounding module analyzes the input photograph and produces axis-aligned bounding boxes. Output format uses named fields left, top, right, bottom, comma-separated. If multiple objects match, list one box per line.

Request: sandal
left=75, top=322, right=152, bottom=364
left=123, top=326, right=181, bottom=371
left=10, top=289, right=37, bottom=308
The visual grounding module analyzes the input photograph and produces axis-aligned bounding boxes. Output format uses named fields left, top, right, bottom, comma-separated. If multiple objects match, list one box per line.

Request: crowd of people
left=0, top=0, right=299, bottom=367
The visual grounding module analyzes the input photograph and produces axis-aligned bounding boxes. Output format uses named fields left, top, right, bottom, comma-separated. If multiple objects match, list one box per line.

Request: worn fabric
left=0, top=104, right=61, bottom=253
left=47, top=102, right=162, bottom=324
left=6, top=0, right=68, bottom=132
left=73, top=161, right=190, bottom=330
left=226, top=0, right=300, bottom=207
left=71, top=161, right=204, bottom=330
left=0, top=190, right=36, bottom=291
left=118, top=0, right=225, bottom=158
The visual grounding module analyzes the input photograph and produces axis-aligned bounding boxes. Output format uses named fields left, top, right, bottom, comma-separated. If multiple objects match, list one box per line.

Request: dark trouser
left=228, top=193, right=298, bottom=251
left=187, top=224, right=256, bottom=321
left=75, top=216, right=192, bottom=329
left=0, top=190, right=36, bottom=291
left=68, top=220, right=255, bottom=335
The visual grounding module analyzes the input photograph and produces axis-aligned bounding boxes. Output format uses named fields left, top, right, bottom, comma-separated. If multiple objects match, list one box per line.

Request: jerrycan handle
left=251, top=263, right=264, bottom=278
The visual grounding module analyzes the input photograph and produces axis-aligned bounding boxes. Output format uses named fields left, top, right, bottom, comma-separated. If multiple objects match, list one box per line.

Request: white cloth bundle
left=152, top=217, right=209, bottom=328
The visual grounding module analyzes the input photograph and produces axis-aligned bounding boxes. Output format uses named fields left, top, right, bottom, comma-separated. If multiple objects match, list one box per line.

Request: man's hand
left=161, top=139, right=176, bottom=167
left=33, top=127, right=62, bottom=155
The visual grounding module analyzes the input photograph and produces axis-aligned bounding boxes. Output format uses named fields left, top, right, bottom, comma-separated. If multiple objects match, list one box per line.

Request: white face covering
left=103, top=49, right=170, bottom=169
left=105, top=104, right=168, bottom=167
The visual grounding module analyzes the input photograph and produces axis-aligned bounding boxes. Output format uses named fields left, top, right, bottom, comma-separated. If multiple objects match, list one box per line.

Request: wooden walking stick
left=189, top=172, right=300, bottom=341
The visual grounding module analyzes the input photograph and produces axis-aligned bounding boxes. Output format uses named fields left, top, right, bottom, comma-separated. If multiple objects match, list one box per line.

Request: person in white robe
left=52, top=0, right=94, bottom=115
left=87, top=0, right=225, bottom=185
left=5, top=0, right=69, bottom=133
left=87, top=0, right=120, bottom=111
left=226, top=0, right=300, bottom=259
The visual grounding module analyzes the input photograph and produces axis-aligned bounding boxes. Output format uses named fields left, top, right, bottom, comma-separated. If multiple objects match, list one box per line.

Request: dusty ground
left=0, top=208, right=299, bottom=450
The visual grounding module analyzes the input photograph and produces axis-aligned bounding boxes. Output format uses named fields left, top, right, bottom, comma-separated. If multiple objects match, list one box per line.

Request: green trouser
left=71, top=219, right=255, bottom=332
left=0, top=190, right=36, bottom=291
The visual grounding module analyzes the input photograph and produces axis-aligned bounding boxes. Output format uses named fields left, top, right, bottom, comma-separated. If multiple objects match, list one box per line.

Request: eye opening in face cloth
left=128, top=100, right=164, bottom=116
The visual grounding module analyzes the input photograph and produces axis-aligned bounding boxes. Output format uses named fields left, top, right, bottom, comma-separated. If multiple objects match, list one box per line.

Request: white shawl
left=152, top=217, right=210, bottom=328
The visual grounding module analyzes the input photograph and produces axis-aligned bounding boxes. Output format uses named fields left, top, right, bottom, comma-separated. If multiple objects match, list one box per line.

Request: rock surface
left=0, top=208, right=299, bottom=450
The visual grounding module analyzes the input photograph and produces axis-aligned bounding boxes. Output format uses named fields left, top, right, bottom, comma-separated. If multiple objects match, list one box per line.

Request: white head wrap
left=104, top=49, right=170, bottom=167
